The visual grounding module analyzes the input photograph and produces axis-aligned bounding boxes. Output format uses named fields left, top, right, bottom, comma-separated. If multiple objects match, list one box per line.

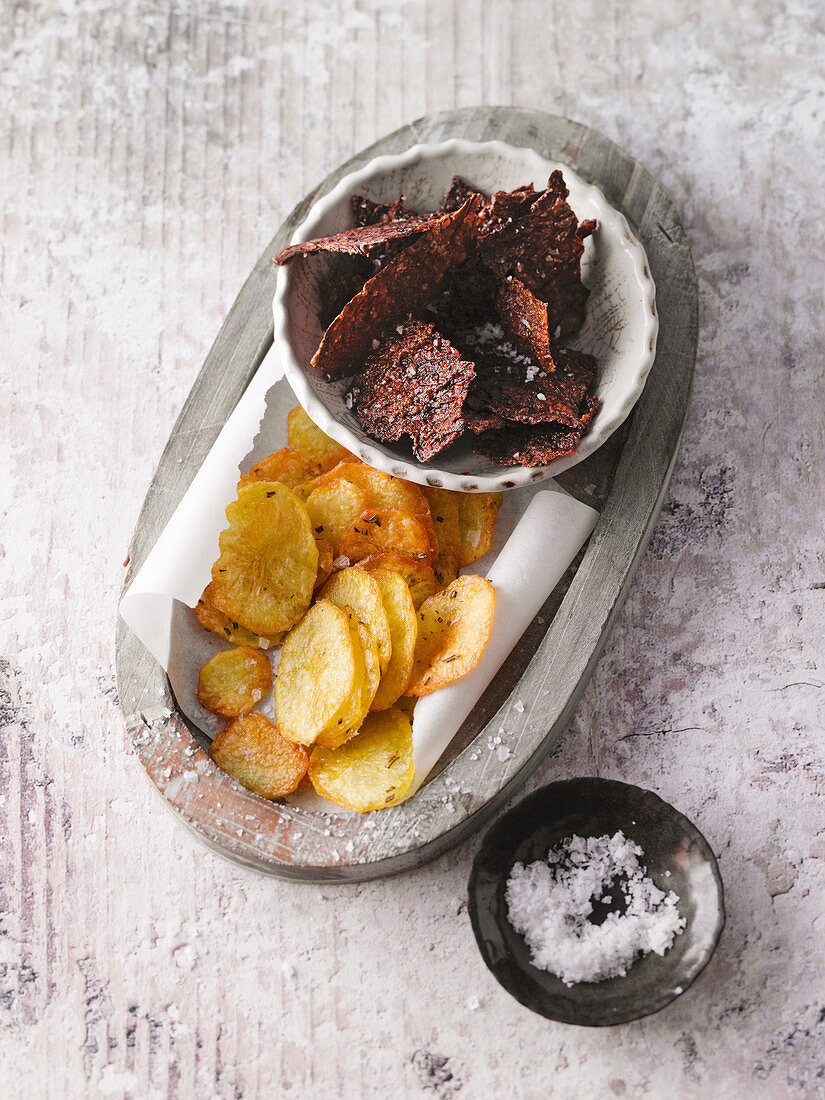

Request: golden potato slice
left=368, top=568, right=417, bottom=711
left=396, top=694, right=417, bottom=720
left=197, top=646, right=273, bottom=717
left=320, top=567, right=391, bottom=674
left=457, top=492, right=503, bottom=566
left=275, top=600, right=358, bottom=744
left=238, top=448, right=319, bottom=490
left=314, top=607, right=380, bottom=748
left=309, top=708, right=414, bottom=812
left=287, top=406, right=352, bottom=469
left=317, top=462, right=438, bottom=556
left=348, top=611, right=381, bottom=713
left=210, top=712, right=308, bottom=798
left=311, top=615, right=368, bottom=749
left=424, top=487, right=462, bottom=589
left=359, top=552, right=438, bottom=609
left=314, top=536, right=334, bottom=591
left=339, top=509, right=432, bottom=564
left=306, top=479, right=371, bottom=555
left=211, top=482, right=318, bottom=636
left=405, top=575, right=496, bottom=696
left=195, top=584, right=281, bottom=649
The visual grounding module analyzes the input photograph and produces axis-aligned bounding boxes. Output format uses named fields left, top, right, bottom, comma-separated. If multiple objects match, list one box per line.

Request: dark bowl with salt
left=467, top=777, right=725, bottom=1026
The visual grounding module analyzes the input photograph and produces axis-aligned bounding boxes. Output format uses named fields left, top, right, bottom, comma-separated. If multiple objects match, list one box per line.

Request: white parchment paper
left=119, top=348, right=599, bottom=801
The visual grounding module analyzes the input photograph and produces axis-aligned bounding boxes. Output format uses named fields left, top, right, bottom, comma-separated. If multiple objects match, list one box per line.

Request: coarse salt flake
left=505, top=831, right=685, bottom=986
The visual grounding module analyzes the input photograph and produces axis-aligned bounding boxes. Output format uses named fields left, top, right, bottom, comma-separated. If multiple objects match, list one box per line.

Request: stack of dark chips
left=275, top=171, right=599, bottom=467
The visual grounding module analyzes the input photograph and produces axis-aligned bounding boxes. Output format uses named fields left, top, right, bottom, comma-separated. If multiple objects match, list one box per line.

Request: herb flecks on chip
left=349, top=320, right=475, bottom=461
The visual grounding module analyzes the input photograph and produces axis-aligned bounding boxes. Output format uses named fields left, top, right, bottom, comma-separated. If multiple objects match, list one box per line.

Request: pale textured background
left=2, top=1, right=824, bottom=1097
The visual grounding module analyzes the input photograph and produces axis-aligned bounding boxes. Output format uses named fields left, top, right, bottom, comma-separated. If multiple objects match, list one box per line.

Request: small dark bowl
left=467, top=778, right=725, bottom=1026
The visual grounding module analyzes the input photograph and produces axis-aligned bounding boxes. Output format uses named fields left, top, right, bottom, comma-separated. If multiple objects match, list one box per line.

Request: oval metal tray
left=115, top=107, right=697, bottom=882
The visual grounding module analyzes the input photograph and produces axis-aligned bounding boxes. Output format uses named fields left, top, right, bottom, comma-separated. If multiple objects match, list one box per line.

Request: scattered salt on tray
left=505, top=831, right=685, bottom=986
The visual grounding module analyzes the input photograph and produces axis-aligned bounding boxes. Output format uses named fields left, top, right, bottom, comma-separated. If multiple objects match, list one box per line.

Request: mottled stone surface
left=1, top=1, right=824, bottom=1097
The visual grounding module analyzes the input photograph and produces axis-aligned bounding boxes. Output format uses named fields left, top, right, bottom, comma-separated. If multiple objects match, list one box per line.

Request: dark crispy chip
left=274, top=214, right=437, bottom=264
left=317, top=255, right=374, bottom=328
left=311, top=195, right=483, bottom=380
left=495, top=277, right=556, bottom=371
left=441, top=176, right=488, bottom=213
left=426, top=253, right=499, bottom=330
left=350, top=194, right=422, bottom=271
left=352, top=194, right=414, bottom=226
left=478, top=171, right=592, bottom=337
left=464, top=349, right=584, bottom=428
left=579, top=218, right=597, bottom=240
left=554, top=347, right=597, bottom=406
left=476, top=398, right=599, bottom=466
left=463, top=407, right=507, bottom=434
left=349, top=321, right=475, bottom=460
left=479, top=184, right=538, bottom=231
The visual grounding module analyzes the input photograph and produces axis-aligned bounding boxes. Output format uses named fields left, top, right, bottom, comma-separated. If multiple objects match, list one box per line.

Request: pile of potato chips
left=196, top=407, right=501, bottom=813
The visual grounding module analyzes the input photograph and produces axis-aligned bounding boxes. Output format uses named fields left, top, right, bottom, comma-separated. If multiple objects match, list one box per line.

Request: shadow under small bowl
left=467, top=778, right=725, bottom=1026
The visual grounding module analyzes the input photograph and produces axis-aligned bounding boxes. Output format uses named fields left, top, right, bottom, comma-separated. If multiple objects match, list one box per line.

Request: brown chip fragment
left=274, top=215, right=437, bottom=264
left=317, top=255, right=374, bottom=328
left=311, top=195, right=483, bottom=380
left=463, top=407, right=507, bottom=435
left=308, top=195, right=422, bottom=323
left=349, top=320, right=475, bottom=461
left=464, top=351, right=583, bottom=428
left=553, top=347, right=597, bottom=406
left=478, top=171, right=593, bottom=337
left=426, top=253, right=499, bottom=331
left=350, top=194, right=423, bottom=271
left=495, top=277, right=556, bottom=371
left=476, top=397, right=600, bottom=466
left=352, top=194, right=415, bottom=226
left=479, top=183, right=538, bottom=230
left=441, top=176, right=489, bottom=212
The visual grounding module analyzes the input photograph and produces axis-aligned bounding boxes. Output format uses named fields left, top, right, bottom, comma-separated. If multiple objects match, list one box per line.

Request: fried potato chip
left=457, top=492, right=503, bottom=566
left=405, top=575, right=495, bottom=696
left=274, top=600, right=358, bottom=745
left=368, top=568, right=417, bottom=710
left=309, top=707, right=414, bottom=812
left=197, top=646, right=273, bottom=718
left=210, top=482, right=318, bottom=636
left=195, top=584, right=281, bottom=649
left=314, top=607, right=380, bottom=748
left=287, top=406, right=352, bottom=469
left=396, top=694, right=417, bottom=720
left=238, top=448, right=319, bottom=491
left=306, top=479, right=371, bottom=556
left=339, top=509, right=432, bottom=565
left=358, top=552, right=438, bottom=609
left=316, top=462, right=438, bottom=557
left=314, top=536, right=334, bottom=591
left=424, top=487, right=462, bottom=589
left=210, top=712, right=308, bottom=799
left=320, top=567, right=391, bottom=675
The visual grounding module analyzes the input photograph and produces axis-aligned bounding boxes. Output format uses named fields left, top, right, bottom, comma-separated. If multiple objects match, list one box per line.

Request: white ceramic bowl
left=272, top=139, right=658, bottom=492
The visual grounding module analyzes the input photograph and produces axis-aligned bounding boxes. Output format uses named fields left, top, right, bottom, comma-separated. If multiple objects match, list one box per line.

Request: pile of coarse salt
left=505, top=831, right=685, bottom=986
